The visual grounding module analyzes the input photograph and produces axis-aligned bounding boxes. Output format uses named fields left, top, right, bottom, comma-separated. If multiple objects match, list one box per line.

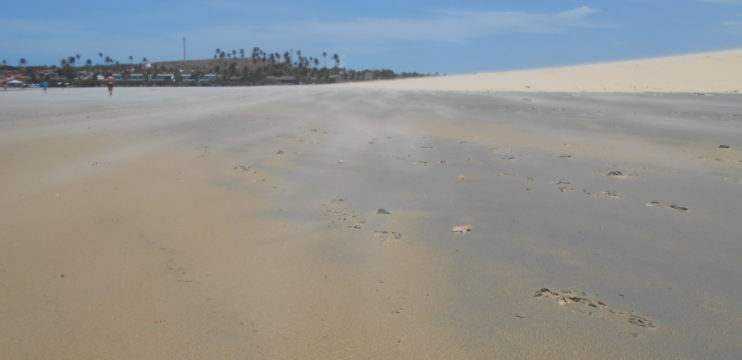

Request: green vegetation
left=1, top=47, right=429, bottom=87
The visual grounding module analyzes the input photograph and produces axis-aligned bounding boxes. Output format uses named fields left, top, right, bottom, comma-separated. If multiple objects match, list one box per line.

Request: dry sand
left=1, top=51, right=742, bottom=359
left=350, top=48, right=742, bottom=93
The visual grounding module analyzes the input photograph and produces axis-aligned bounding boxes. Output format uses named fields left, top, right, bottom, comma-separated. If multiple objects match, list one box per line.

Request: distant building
left=329, top=74, right=345, bottom=83
left=75, top=71, right=94, bottom=80
left=112, top=73, right=123, bottom=80
left=267, top=75, right=297, bottom=84
left=1, top=74, right=29, bottom=87
left=2, top=74, right=30, bottom=81
left=127, top=74, right=146, bottom=81
left=35, top=69, right=60, bottom=80
left=198, top=74, right=217, bottom=82
left=180, top=73, right=196, bottom=82
left=152, top=73, right=175, bottom=82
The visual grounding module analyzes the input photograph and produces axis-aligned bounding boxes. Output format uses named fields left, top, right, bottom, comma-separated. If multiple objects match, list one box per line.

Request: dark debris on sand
left=376, top=208, right=391, bottom=215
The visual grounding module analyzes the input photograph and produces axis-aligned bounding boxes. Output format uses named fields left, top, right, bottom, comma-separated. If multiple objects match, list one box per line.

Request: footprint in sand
left=554, top=181, right=574, bottom=192
left=579, top=188, right=623, bottom=199
left=320, top=199, right=367, bottom=229
left=534, top=288, right=656, bottom=329
left=646, top=201, right=689, bottom=212
left=669, top=204, right=689, bottom=212
left=599, top=169, right=639, bottom=179
left=374, top=230, right=403, bottom=243
left=597, top=190, right=623, bottom=199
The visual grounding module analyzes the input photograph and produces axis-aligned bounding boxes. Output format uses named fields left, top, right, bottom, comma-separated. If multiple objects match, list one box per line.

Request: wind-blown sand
left=352, top=48, right=742, bottom=93
left=1, top=50, right=741, bottom=359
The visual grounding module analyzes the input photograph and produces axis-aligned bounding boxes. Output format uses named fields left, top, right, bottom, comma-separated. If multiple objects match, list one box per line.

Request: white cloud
left=698, top=0, right=741, bottom=4
left=292, top=13, right=552, bottom=42
left=191, top=7, right=601, bottom=47
left=722, top=19, right=742, bottom=32
left=305, top=8, right=601, bottom=42
left=559, top=6, right=601, bottom=18
left=0, top=6, right=603, bottom=65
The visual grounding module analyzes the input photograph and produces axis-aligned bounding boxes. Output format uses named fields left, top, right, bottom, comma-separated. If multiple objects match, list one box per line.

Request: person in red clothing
left=106, top=74, right=115, bottom=96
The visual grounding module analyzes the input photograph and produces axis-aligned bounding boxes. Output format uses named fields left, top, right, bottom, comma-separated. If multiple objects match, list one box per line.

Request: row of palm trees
left=1, top=54, right=150, bottom=69
left=58, top=53, right=150, bottom=68
left=213, top=47, right=341, bottom=69
left=3, top=46, right=426, bottom=85
left=5, top=47, right=337, bottom=70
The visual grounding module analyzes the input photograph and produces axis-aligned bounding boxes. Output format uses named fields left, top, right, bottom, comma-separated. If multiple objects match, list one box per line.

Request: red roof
left=2, top=74, right=30, bottom=80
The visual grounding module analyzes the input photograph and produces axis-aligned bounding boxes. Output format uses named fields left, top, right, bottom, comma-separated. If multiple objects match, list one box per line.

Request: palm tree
left=129, top=55, right=133, bottom=64
left=142, top=57, right=148, bottom=64
left=252, top=47, right=260, bottom=63
left=19, top=58, right=27, bottom=67
left=239, top=49, right=245, bottom=58
left=332, top=54, right=340, bottom=68
left=68, top=56, right=76, bottom=67
left=98, top=52, right=103, bottom=64
left=322, top=52, right=327, bottom=68
left=86, top=59, right=92, bottom=67
left=2, top=59, right=7, bottom=66
left=76, top=54, right=81, bottom=65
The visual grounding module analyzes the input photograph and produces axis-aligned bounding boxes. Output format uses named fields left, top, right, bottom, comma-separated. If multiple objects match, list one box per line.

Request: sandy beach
left=1, top=51, right=742, bottom=359
left=352, top=49, right=742, bottom=93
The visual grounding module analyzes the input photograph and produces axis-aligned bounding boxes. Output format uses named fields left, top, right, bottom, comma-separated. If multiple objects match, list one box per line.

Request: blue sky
left=2, top=0, right=742, bottom=74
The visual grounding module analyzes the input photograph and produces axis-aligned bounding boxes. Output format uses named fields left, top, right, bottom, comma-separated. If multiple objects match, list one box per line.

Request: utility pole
left=183, top=37, right=187, bottom=61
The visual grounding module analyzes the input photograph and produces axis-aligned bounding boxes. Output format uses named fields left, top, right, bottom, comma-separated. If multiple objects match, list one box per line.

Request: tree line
left=2, top=47, right=428, bottom=86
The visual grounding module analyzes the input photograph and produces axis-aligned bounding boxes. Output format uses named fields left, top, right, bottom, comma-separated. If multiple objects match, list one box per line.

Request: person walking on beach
left=106, top=74, right=115, bottom=96
left=41, top=81, right=48, bottom=93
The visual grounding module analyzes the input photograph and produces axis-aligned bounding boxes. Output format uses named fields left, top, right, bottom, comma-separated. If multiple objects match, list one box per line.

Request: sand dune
left=350, top=48, right=742, bottom=93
